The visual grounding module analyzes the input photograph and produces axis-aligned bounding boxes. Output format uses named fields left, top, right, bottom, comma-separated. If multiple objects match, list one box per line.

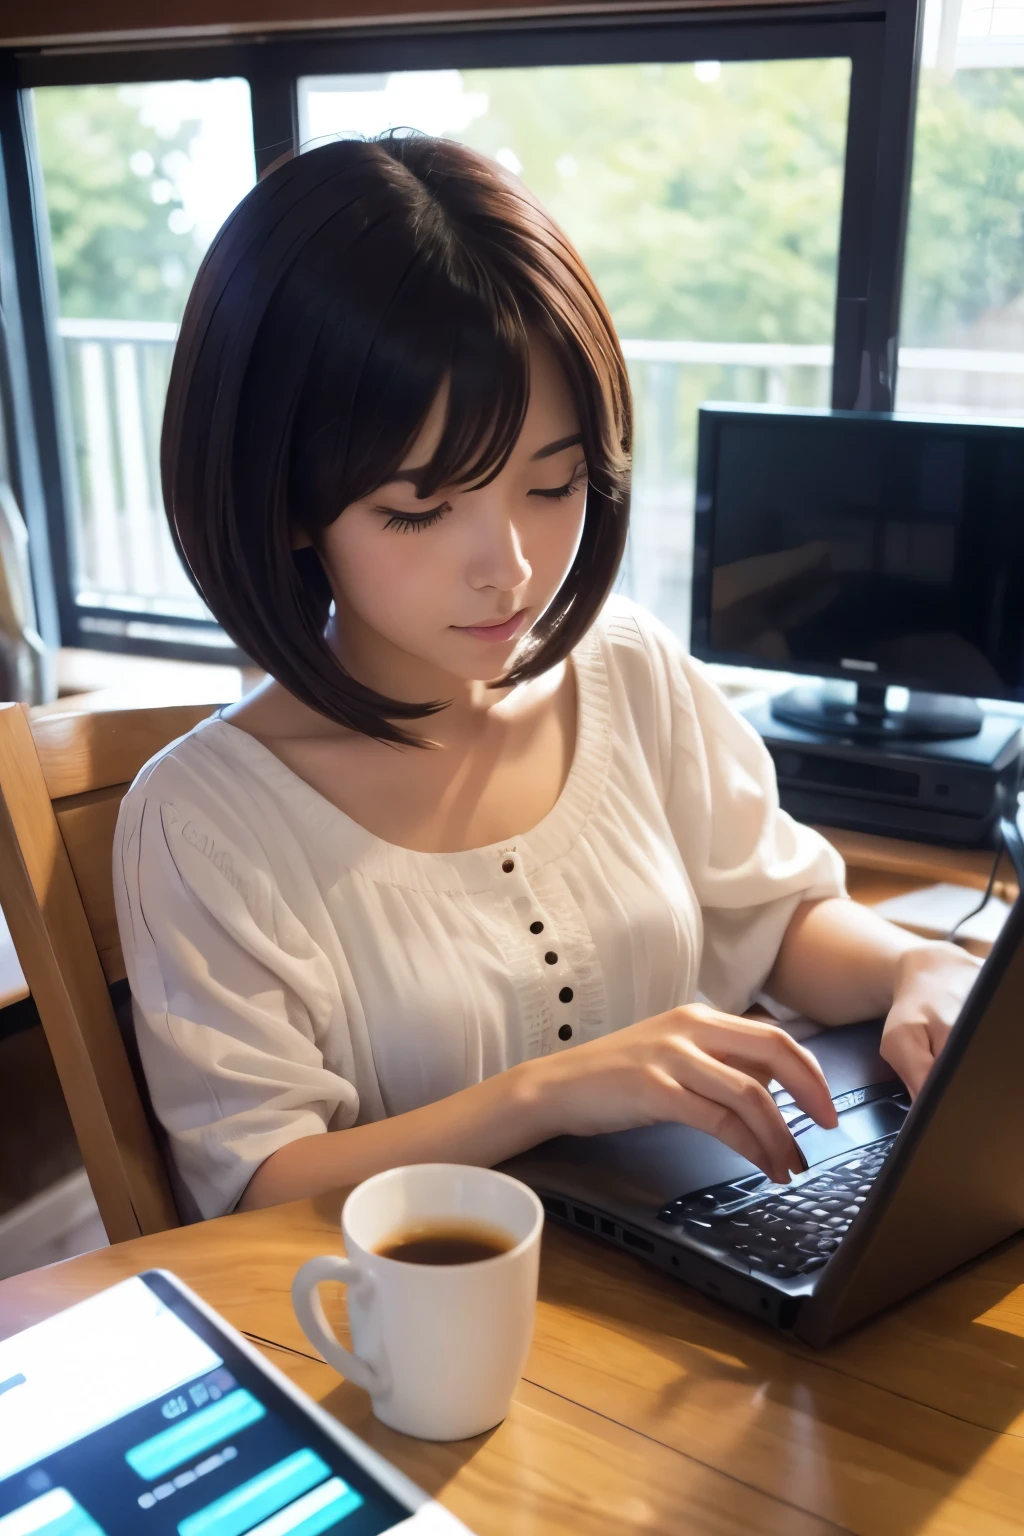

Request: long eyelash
left=530, top=469, right=589, bottom=502
left=379, top=502, right=450, bottom=533
left=378, top=467, right=586, bottom=531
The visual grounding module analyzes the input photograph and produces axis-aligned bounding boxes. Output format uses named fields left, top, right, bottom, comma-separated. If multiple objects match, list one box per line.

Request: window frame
left=0, top=0, right=923, bottom=663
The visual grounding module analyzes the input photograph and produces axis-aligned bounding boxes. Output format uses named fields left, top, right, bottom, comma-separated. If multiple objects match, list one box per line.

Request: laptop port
left=543, top=1197, right=567, bottom=1218
left=573, top=1207, right=595, bottom=1230
left=621, top=1230, right=654, bottom=1253
left=600, top=1218, right=616, bottom=1237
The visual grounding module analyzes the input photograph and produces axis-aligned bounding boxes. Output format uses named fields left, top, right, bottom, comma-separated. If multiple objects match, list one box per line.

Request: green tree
left=31, top=64, right=1024, bottom=347
left=32, top=85, right=202, bottom=321
left=902, top=68, right=1024, bottom=345
left=459, top=59, right=851, bottom=343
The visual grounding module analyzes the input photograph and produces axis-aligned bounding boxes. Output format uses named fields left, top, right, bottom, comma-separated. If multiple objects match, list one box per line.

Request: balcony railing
left=58, top=317, right=199, bottom=617
left=56, top=317, right=1024, bottom=638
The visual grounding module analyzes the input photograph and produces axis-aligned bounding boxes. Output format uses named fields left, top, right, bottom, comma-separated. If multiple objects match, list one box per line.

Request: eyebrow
left=384, top=433, right=585, bottom=488
left=529, top=432, right=584, bottom=462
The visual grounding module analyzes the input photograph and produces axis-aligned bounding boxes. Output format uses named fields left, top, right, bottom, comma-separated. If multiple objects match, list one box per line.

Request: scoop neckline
left=203, top=626, right=612, bottom=889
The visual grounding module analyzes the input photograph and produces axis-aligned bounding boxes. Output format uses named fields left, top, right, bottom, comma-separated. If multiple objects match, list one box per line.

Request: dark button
left=529, top=921, right=544, bottom=934
left=558, top=987, right=574, bottom=1004
left=544, top=952, right=558, bottom=965
left=558, top=1024, right=573, bottom=1041
left=501, top=858, right=515, bottom=873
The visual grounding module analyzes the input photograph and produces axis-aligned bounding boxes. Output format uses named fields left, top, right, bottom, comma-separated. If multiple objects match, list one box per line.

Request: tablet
left=0, top=1269, right=473, bottom=1536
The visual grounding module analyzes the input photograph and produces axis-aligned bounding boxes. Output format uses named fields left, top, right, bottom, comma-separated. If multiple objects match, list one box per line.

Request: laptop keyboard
left=657, top=1133, right=898, bottom=1279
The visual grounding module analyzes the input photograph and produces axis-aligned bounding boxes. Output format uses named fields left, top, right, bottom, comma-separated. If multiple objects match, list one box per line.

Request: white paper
left=873, top=882, right=1011, bottom=944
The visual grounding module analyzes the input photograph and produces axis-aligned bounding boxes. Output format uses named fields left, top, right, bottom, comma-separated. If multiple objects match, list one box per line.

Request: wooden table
left=3, top=1188, right=1024, bottom=1535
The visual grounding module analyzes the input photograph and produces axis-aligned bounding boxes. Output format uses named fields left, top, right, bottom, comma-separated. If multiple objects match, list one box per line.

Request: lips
left=452, top=609, right=528, bottom=643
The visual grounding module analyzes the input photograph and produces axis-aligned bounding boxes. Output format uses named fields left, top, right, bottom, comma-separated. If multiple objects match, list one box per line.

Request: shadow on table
left=318, top=1376, right=496, bottom=1496
left=533, top=1223, right=1024, bottom=1535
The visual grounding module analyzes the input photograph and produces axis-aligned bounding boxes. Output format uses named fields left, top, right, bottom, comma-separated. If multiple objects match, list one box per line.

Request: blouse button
left=559, top=986, right=574, bottom=1004
left=501, top=858, right=515, bottom=873
left=544, top=951, right=558, bottom=965
left=530, top=920, right=544, bottom=934
left=558, top=1024, right=573, bottom=1041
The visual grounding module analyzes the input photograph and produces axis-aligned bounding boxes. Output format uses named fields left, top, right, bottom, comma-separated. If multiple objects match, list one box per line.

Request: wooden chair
left=0, top=700, right=226, bottom=1244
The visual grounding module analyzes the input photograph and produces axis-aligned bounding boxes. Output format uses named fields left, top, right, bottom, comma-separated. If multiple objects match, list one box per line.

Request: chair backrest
left=0, top=700, right=224, bottom=1243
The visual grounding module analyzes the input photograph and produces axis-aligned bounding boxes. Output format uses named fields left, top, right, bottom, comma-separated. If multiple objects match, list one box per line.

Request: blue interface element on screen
left=126, top=1392, right=266, bottom=1481
left=176, top=1450, right=361, bottom=1536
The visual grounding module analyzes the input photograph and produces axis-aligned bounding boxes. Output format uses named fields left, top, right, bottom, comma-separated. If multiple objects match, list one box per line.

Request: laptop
left=501, top=842, right=1024, bottom=1347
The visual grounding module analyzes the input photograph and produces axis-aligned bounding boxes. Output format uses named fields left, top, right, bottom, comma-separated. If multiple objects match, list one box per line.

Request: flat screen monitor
left=690, top=405, right=1024, bottom=711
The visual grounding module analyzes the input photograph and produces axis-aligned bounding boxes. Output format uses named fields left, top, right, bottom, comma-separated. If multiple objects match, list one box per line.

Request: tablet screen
left=0, top=1271, right=425, bottom=1536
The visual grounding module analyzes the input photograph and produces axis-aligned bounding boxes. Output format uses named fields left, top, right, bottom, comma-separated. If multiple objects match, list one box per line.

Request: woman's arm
left=239, top=1066, right=545, bottom=1209
left=766, top=897, right=926, bottom=1023
left=239, top=1001, right=842, bottom=1210
left=240, top=898, right=981, bottom=1212
left=766, top=897, right=983, bottom=1096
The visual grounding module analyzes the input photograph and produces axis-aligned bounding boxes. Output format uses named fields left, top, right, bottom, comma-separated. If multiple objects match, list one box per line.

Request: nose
left=466, top=503, right=532, bottom=595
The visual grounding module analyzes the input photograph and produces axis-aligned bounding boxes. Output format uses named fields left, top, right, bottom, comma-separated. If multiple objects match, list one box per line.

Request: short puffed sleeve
left=636, top=609, right=847, bottom=1014
left=113, top=779, right=361, bottom=1219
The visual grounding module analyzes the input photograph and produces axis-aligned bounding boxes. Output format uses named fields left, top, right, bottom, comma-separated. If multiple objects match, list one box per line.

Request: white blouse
left=113, top=596, right=846, bottom=1219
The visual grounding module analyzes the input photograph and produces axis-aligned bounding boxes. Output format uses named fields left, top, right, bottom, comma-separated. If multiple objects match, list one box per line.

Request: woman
left=114, top=134, right=980, bottom=1221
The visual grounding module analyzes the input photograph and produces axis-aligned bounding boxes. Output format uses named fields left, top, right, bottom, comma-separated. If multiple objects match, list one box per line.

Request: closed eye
left=529, top=463, right=588, bottom=501
left=375, top=460, right=587, bottom=530
left=376, top=500, right=452, bottom=533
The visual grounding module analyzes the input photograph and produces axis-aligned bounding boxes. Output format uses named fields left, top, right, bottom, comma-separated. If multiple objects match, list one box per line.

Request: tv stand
left=770, top=682, right=983, bottom=743
left=744, top=695, right=1021, bottom=847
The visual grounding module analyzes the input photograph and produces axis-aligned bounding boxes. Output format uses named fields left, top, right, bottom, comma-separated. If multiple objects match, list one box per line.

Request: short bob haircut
left=162, top=133, right=632, bottom=745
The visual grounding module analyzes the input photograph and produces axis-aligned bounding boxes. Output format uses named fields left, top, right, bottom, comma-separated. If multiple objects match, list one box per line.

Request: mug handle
left=291, top=1254, right=389, bottom=1396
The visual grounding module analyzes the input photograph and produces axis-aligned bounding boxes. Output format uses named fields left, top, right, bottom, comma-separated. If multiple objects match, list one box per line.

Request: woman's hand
left=523, top=1003, right=839, bottom=1186
left=881, top=941, right=983, bottom=1099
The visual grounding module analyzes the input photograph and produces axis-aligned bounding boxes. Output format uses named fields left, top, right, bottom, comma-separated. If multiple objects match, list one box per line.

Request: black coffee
left=375, top=1220, right=515, bottom=1266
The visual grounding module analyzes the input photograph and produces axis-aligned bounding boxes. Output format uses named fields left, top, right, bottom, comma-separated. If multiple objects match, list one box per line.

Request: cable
left=944, top=726, right=1024, bottom=942
left=944, top=799, right=1024, bottom=943
left=946, top=842, right=1004, bottom=943
left=998, top=809, right=1024, bottom=891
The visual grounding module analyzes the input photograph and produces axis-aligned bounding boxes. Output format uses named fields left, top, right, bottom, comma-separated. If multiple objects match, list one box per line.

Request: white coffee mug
left=291, top=1163, right=544, bottom=1441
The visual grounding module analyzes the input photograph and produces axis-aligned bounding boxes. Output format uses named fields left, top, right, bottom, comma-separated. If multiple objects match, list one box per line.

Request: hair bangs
left=327, top=219, right=533, bottom=513
left=163, top=134, right=633, bottom=745
left=411, top=311, right=531, bottom=500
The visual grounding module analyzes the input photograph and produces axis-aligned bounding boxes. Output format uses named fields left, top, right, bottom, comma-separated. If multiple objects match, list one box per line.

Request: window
left=6, top=6, right=915, bottom=659
left=898, top=0, right=1024, bottom=418
left=30, top=79, right=255, bottom=642
left=300, top=60, right=850, bottom=635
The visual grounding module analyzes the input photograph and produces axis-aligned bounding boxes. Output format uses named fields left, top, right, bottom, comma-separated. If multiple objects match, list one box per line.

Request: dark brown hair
left=162, top=133, right=632, bottom=744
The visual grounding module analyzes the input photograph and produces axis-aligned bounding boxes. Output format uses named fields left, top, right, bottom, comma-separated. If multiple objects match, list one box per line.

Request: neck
left=324, top=606, right=516, bottom=742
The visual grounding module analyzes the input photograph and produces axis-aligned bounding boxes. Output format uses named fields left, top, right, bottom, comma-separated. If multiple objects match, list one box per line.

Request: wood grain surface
left=29, top=703, right=220, bottom=800
left=53, top=785, right=128, bottom=984
left=818, top=827, right=1019, bottom=905
left=3, top=1192, right=1023, bottom=1534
